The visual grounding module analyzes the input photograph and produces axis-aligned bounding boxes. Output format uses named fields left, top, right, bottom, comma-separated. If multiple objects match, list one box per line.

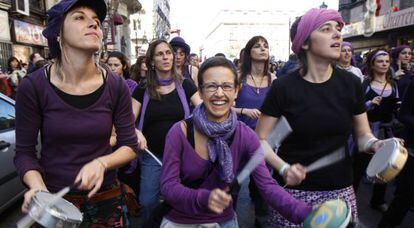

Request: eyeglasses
left=201, top=82, right=235, bottom=92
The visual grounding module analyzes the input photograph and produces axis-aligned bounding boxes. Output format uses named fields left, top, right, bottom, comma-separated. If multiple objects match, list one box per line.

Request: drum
left=28, top=191, right=83, bottom=228
left=302, top=199, right=351, bottom=228
left=366, top=138, right=408, bottom=183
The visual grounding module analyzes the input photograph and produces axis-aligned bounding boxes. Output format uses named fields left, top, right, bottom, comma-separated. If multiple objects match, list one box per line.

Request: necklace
left=250, top=74, right=265, bottom=94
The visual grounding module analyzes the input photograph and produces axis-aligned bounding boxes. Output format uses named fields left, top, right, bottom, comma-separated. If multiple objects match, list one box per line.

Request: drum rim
left=366, top=138, right=399, bottom=177
left=32, top=191, right=83, bottom=223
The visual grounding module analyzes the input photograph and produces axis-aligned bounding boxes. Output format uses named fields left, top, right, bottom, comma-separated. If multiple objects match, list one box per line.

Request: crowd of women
left=12, top=0, right=414, bottom=227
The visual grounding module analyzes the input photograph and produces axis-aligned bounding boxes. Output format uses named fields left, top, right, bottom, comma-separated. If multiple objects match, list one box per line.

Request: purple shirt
left=14, top=67, right=139, bottom=192
left=160, top=121, right=311, bottom=224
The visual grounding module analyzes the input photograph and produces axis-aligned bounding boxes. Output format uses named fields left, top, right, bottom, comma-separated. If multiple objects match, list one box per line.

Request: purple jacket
left=160, top=121, right=311, bottom=224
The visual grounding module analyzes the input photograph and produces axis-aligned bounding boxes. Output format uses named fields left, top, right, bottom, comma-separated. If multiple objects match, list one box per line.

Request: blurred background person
left=169, top=36, right=199, bottom=86
left=390, top=45, right=412, bottom=97
left=131, top=55, right=148, bottom=87
left=7, top=56, right=26, bottom=98
left=337, top=41, right=364, bottom=82
left=106, top=51, right=137, bottom=94
left=188, top=53, right=200, bottom=68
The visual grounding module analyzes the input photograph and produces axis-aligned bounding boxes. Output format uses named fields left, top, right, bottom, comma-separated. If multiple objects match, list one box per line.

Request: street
left=1, top=179, right=412, bottom=227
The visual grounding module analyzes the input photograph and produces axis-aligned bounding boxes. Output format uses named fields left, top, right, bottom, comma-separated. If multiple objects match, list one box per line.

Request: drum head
left=366, top=139, right=397, bottom=178
left=302, top=199, right=351, bottom=228
left=34, top=191, right=83, bottom=223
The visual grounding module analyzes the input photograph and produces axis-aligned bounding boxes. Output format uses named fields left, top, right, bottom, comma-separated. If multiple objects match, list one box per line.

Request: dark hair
left=214, top=53, right=226, bottom=58
left=240, top=36, right=270, bottom=83
left=146, top=39, right=182, bottom=99
left=7, top=56, right=22, bottom=72
left=188, top=53, right=198, bottom=59
left=366, top=48, right=394, bottom=85
left=130, top=55, right=146, bottom=83
left=197, top=57, right=238, bottom=89
left=106, top=51, right=130, bottom=79
left=290, top=16, right=311, bottom=76
left=29, top=53, right=40, bottom=62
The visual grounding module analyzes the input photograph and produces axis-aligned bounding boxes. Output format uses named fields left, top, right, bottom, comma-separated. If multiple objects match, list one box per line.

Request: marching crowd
left=7, top=0, right=414, bottom=227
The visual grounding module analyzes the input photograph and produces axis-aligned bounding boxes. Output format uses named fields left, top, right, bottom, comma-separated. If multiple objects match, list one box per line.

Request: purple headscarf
left=342, top=41, right=353, bottom=50
left=292, top=8, right=344, bottom=54
left=193, top=104, right=237, bottom=184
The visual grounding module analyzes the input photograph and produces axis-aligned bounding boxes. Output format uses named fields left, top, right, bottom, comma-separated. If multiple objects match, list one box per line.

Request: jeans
left=139, top=152, right=162, bottom=222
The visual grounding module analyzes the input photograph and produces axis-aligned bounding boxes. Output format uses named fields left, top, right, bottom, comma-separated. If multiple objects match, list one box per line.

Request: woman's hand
left=284, top=164, right=306, bottom=186
left=208, top=188, right=232, bottom=214
left=74, top=158, right=106, bottom=198
left=136, top=129, right=147, bottom=150
left=372, top=96, right=382, bottom=106
left=22, top=187, right=48, bottom=213
left=243, top=108, right=261, bottom=119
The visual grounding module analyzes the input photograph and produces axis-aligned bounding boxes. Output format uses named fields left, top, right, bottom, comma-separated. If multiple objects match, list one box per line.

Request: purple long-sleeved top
left=160, top=121, right=312, bottom=224
left=14, top=67, right=139, bottom=192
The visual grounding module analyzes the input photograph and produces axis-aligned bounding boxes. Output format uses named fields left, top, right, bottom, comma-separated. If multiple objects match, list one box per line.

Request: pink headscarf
left=292, top=8, right=345, bottom=54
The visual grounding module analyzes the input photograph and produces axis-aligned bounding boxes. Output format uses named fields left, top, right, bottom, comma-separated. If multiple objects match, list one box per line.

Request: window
left=29, top=0, right=45, bottom=13
left=0, top=98, right=15, bottom=131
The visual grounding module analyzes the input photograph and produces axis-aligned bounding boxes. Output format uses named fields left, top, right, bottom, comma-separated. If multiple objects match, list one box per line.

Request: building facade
left=340, top=0, right=414, bottom=53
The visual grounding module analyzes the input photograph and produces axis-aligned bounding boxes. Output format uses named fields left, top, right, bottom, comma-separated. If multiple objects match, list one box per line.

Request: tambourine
left=28, top=191, right=83, bottom=227
left=302, top=199, right=351, bottom=228
left=366, top=138, right=408, bottom=183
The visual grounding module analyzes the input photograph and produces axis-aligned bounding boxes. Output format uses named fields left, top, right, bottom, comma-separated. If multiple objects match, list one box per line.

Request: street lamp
left=320, top=1, right=328, bottom=9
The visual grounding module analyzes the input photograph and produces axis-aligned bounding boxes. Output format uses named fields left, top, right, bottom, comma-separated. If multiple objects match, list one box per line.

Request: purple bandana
left=192, top=104, right=237, bottom=184
left=371, top=50, right=389, bottom=64
left=292, top=8, right=344, bottom=54
left=157, top=77, right=175, bottom=86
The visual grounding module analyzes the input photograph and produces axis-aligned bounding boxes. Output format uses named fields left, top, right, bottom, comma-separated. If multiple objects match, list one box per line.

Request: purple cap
left=169, top=37, right=191, bottom=55
left=42, top=0, right=107, bottom=58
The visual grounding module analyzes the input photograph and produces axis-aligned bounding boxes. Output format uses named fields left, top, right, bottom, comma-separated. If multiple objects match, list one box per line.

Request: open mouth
left=331, top=43, right=341, bottom=48
left=211, top=100, right=227, bottom=106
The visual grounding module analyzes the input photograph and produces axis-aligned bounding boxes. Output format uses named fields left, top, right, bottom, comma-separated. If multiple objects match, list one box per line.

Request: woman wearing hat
left=14, top=0, right=142, bottom=226
left=390, top=45, right=412, bottom=97
left=131, top=39, right=202, bottom=221
left=337, top=41, right=364, bottom=82
left=255, top=8, right=383, bottom=226
left=169, top=36, right=199, bottom=86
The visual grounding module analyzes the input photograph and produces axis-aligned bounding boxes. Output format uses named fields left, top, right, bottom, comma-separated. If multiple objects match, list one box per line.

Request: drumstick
left=16, top=186, right=71, bottom=228
left=305, top=147, right=346, bottom=173
left=267, top=116, right=292, bottom=151
left=145, top=148, right=163, bottom=166
left=235, top=146, right=265, bottom=185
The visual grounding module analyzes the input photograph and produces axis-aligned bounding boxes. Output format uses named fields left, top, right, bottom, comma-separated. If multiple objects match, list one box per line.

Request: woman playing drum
left=255, top=8, right=385, bottom=227
left=14, top=0, right=141, bottom=226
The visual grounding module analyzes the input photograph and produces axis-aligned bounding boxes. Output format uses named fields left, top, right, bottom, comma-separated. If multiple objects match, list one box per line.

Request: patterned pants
left=267, top=186, right=358, bottom=227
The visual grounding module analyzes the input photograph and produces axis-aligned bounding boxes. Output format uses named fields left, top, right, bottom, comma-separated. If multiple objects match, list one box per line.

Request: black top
left=46, top=66, right=107, bottom=109
left=399, top=80, right=414, bottom=148
left=362, top=80, right=399, bottom=123
left=132, top=79, right=197, bottom=157
left=261, top=67, right=365, bottom=190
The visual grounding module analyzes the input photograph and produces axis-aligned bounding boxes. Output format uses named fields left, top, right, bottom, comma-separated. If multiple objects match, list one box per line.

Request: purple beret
left=42, top=0, right=107, bottom=58
left=169, top=37, right=191, bottom=56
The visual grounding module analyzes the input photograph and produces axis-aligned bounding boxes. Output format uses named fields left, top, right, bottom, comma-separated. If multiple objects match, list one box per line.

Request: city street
left=1, top=179, right=412, bottom=227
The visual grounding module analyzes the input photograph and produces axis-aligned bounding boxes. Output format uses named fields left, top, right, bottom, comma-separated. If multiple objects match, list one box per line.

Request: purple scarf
left=125, top=79, right=138, bottom=95
left=137, top=77, right=190, bottom=130
left=192, top=104, right=237, bottom=184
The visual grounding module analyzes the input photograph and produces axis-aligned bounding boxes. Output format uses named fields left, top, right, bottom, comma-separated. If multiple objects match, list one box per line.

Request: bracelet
left=95, top=158, right=107, bottom=171
left=279, top=163, right=291, bottom=176
left=240, top=108, right=244, bottom=115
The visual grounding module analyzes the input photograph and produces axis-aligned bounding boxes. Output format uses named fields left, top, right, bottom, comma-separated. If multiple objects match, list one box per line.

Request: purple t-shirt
left=14, top=67, right=139, bottom=192
left=160, top=121, right=311, bottom=224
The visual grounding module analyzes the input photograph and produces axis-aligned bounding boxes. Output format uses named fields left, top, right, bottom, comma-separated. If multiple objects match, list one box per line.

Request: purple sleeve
left=14, top=77, right=43, bottom=180
left=365, top=100, right=375, bottom=111
left=399, top=81, right=414, bottom=128
left=160, top=123, right=211, bottom=215
left=113, top=80, right=139, bottom=154
left=245, top=128, right=312, bottom=224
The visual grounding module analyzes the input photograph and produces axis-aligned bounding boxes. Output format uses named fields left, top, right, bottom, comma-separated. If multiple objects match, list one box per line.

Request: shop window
left=29, top=0, right=45, bottom=13
left=0, top=43, right=12, bottom=71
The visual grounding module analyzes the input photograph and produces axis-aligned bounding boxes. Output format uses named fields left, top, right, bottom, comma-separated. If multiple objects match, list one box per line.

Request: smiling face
left=398, top=47, right=412, bottom=65
left=306, top=20, right=343, bottom=60
left=199, top=66, right=238, bottom=122
left=250, top=39, right=269, bottom=62
left=107, top=57, right=124, bottom=76
left=61, top=6, right=103, bottom=54
left=372, top=54, right=390, bottom=76
left=152, top=42, right=174, bottom=73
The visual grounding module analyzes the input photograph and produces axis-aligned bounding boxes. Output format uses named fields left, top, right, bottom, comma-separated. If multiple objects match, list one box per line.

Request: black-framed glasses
left=201, top=82, right=235, bottom=92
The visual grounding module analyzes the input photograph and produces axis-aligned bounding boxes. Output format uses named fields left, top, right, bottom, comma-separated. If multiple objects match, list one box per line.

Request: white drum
left=28, top=191, right=83, bottom=228
left=366, top=138, right=408, bottom=183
